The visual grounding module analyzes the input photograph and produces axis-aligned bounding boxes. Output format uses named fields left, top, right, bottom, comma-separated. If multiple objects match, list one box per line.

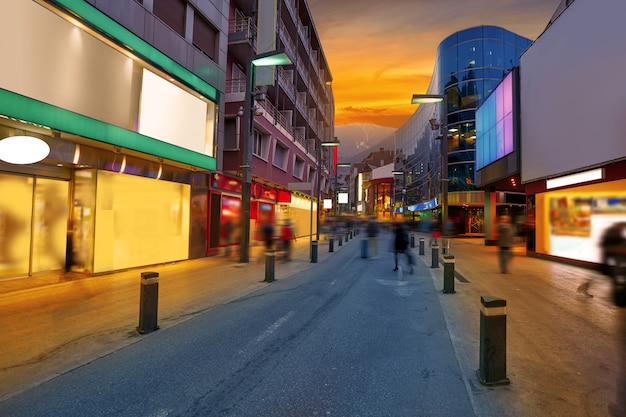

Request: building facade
left=394, top=26, right=530, bottom=234
left=0, top=0, right=224, bottom=279
left=519, top=0, right=626, bottom=265
left=0, top=0, right=334, bottom=281
left=217, top=0, right=335, bottom=252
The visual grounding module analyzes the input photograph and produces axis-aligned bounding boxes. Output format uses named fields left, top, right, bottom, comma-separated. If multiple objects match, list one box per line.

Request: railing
left=229, top=17, right=256, bottom=37
left=226, top=78, right=246, bottom=94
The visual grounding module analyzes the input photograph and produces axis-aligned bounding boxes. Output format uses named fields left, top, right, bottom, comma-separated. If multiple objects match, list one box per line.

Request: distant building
left=394, top=26, right=531, bottom=234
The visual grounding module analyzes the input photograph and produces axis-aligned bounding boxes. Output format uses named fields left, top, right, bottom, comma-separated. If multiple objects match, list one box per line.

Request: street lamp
left=392, top=170, right=406, bottom=218
left=335, top=162, right=351, bottom=215
left=240, top=49, right=292, bottom=263
left=317, top=141, right=341, bottom=242
left=411, top=94, right=448, bottom=239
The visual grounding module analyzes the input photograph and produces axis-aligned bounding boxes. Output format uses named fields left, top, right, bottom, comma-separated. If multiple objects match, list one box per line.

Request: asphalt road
left=1, top=238, right=475, bottom=417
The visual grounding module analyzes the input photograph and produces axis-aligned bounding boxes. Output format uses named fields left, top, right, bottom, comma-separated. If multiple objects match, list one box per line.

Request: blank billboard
left=519, top=0, right=626, bottom=183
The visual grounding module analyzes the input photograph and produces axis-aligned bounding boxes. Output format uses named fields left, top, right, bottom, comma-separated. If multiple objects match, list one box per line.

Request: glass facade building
left=395, top=26, right=531, bottom=233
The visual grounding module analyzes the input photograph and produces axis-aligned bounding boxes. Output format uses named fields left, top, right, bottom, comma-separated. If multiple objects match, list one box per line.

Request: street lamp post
left=392, top=170, right=406, bottom=219
left=240, top=49, right=292, bottom=263
left=335, top=163, right=351, bottom=215
left=411, top=94, right=448, bottom=238
left=316, top=141, right=340, bottom=240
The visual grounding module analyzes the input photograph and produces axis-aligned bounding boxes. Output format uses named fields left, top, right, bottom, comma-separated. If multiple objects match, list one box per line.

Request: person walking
left=366, top=216, right=380, bottom=259
left=262, top=221, right=274, bottom=249
left=496, top=215, right=515, bottom=273
left=393, top=222, right=413, bottom=274
left=280, top=220, right=295, bottom=261
left=577, top=221, right=626, bottom=299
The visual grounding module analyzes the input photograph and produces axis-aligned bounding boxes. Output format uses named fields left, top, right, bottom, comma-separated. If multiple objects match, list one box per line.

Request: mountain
left=334, top=124, right=397, bottom=163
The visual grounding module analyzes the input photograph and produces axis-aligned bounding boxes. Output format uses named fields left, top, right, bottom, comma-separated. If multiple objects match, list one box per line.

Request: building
left=216, top=0, right=335, bottom=253
left=359, top=148, right=394, bottom=220
left=394, top=26, right=531, bottom=234
left=0, top=0, right=334, bottom=281
left=0, top=0, right=224, bottom=279
left=518, top=0, right=626, bottom=265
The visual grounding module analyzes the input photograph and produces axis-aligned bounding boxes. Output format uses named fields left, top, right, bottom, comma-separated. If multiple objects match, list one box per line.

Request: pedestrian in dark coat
left=393, top=222, right=413, bottom=273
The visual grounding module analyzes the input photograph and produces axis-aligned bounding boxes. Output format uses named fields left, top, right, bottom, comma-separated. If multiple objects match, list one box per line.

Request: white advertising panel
left=139, top=69, right=210, bottom=155
left=520, top=0, right=626, bottom=183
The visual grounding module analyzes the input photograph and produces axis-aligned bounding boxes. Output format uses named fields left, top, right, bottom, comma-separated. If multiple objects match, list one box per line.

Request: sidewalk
left=414, top=232, right=626, bottom=417
left=0, top=233, right=359, bottom=401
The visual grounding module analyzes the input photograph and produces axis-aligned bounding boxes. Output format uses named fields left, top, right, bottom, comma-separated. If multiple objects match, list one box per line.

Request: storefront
left=0, top=1, right=217, bottom=279
left=526, top=163, right=626, bottom=265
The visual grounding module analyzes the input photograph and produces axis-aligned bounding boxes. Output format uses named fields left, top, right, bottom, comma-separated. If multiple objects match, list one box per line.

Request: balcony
left=228, top=17, right=256, bottom=65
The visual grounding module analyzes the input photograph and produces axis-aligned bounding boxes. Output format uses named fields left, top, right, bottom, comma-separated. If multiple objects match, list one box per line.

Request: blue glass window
left=457, top=40, right=483, bottom=72
left=483, top=39, right=505, bottom=68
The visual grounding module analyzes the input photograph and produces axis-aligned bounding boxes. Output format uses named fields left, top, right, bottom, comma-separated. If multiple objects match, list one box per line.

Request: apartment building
left=214, top=0, right=335, bottom=252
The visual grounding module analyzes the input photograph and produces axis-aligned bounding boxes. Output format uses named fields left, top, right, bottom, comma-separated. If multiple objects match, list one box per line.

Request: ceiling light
left=0, top=135, right=50, bottom=164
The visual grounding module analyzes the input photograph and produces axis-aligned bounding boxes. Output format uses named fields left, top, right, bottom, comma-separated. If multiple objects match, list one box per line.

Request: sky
left=307, top=0, right=561, bottom=128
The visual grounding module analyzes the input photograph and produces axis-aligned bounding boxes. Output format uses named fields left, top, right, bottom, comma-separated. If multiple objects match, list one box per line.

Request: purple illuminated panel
left=476, top=71, right=514, bottom=169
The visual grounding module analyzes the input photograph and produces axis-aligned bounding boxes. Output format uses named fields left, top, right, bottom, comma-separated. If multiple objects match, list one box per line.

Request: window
left=193, top=11, right=218, bottom=60
left=293, top=157, right=305, bottom=179
left=273, top=143, right=289, bottom=170
left=153, top=0, right=186, bottom=37
left=224, top=118, right=238, bottom=150
left=252, top=131, right=269, bottom=160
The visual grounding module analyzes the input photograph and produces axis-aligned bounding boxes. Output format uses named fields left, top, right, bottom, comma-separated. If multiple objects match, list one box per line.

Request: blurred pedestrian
left=496, top=215, right=514, bottom=273
left=578, top=221, right=626, bottom=299
left=430, top=219, right=441, bottom=247
left=262, top=221, right=274, bottom=250
left=392, top=222, right=413, bottom=274
left=366, top=216, right=380, bottom=259
left=280, top=220, right=295, bottom=261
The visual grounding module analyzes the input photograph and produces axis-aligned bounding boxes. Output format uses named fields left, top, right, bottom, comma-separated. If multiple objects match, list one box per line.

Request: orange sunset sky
left=307, top=0, right=561, bottom=128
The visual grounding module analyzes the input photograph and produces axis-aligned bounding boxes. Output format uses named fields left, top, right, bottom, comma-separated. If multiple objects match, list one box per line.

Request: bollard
left=329, top=237, right=334, bottom=253
left=431, top=243, right=439, bottom=268
left=338, top=234, right=343, bottom=246
left=265, top=249, right=275, bottom=282
left=478, top=296, right=510, bottom=386
left=345, top=232, right=349, bottom=242
left=311, top=240, right=318, bottom=263
left=443, top=255, right=456, bottom=294
left=410, top=234, right=415, bottom=248
left=419, top=238, right=425, bottom=256
left=138, top=272, right=159, bottom=334
left=361, top=238, right=368, bottom=258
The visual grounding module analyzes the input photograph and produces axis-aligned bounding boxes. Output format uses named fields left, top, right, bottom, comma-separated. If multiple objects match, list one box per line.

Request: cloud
left=308, top=0, right=561, bottom=127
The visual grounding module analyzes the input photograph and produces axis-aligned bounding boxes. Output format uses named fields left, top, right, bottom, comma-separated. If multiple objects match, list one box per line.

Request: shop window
left=153, top=0, right=186, bottom=37
left=193, top=11, right=218, bottom=60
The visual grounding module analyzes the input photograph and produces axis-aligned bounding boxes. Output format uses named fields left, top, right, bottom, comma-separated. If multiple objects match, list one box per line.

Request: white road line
left=254, top=310, right=296, bottom=343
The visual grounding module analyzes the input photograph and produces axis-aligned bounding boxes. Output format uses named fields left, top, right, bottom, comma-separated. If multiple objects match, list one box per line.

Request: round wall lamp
left=0, top=135, right=50, bottom=164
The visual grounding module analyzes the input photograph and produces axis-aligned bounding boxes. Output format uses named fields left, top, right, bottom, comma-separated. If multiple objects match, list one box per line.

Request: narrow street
left=1, top=234, right=474, bottom=416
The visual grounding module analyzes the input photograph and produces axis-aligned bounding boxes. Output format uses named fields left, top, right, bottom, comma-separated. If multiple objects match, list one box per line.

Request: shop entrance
left=0, top=174, right=69, bottom=279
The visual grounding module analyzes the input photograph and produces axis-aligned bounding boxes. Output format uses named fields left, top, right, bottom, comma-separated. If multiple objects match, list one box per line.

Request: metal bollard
left=478, top=296, right=510, bottom=386
left=419, top=238, right=425, bottom=256
left=138, top=272, right=159, bottom=334
left=311, top=240, right=318, bottom=263
left=329, top=237, right=334, bottom=253
left=345, top=232, right=349, bottom=242
left=431, top=243, right=439, bottom=268
left=361, top=238, right=368, bottom=258
left=265, top=249, right=275, bottom=282
left=338, top=234, right=343, bottom=246
left=410, top=234, right=415, bottom=248
left=443, top=255, right=456, bottom=294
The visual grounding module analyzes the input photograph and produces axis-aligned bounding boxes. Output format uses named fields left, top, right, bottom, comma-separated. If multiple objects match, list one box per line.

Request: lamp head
left=411, top=94, right=444, bottom=104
